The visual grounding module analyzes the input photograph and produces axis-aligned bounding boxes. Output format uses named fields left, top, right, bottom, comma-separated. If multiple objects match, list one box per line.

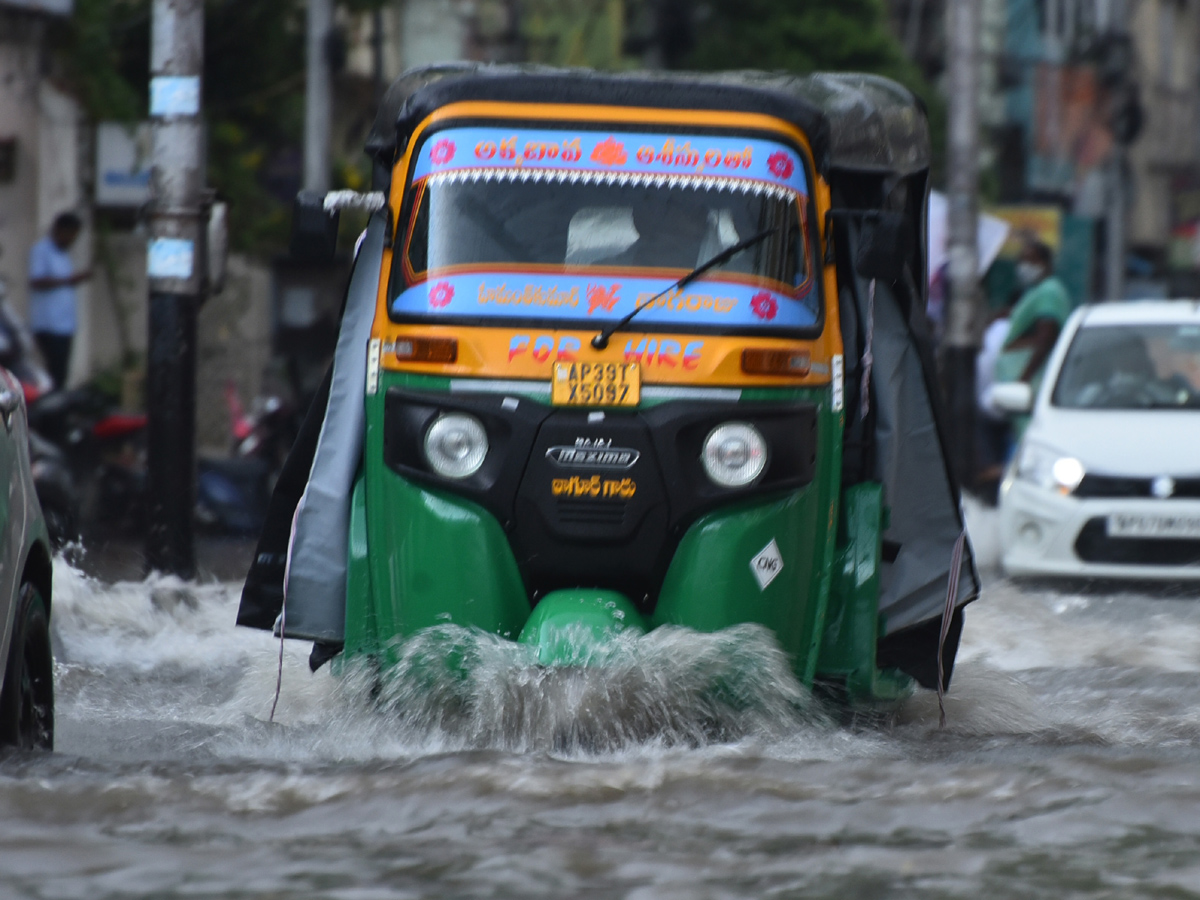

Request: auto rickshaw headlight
left=702, top=423, right=767, bottom=488
left=424, top=413, right=488, bottom=479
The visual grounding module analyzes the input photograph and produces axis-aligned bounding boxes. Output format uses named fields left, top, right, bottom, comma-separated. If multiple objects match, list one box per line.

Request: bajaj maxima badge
left=547, top=439, right=640, bottom=470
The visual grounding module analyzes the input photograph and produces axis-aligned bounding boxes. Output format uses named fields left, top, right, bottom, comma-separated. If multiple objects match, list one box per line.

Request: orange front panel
left=378, top=325, right=832, bottom=388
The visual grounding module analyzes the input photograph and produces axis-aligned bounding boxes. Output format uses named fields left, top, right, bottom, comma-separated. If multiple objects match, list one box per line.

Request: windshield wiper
left=591, top=227, right=780, bottom=350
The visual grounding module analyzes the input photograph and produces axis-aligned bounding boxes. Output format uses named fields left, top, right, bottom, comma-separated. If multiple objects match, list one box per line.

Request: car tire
left=0, top=584, right=54, bottom=751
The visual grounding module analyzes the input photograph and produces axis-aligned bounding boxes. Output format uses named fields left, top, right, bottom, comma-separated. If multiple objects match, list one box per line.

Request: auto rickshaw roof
left=365, top=64, right=930, bottom=178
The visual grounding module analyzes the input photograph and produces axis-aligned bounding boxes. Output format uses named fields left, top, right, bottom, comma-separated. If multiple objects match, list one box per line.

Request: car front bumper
left=998, top=478, right=1200, bottom=579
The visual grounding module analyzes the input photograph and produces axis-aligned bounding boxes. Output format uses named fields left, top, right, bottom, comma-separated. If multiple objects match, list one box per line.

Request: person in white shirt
left=28, top=212, right=90, bottom=389
left=974, top=299, right=1015, bottom=487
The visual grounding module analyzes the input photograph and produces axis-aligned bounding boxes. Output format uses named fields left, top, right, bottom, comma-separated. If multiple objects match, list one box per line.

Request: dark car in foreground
left=0, top=367, right=54, bottom=749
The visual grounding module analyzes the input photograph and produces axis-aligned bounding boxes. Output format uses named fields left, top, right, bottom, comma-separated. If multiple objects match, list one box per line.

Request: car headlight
left=424, top=413, right=488, bottom=479
left=1014, top=442, right=1085, bottom=494
left=701, top=422, right=767, bottom=487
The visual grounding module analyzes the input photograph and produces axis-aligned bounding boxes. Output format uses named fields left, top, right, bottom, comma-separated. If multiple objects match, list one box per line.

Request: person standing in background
left=28, top=212, right=90, bottom=389
left=992, top=237, right=1071, bottom=437
left=973, top=295, right=1016, bottom=494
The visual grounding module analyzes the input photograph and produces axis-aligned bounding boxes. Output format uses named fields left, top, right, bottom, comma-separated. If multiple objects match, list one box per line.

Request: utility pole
left=146, top=0, right=204, bottom=577
left=943, top=0, right=982, bottom=486
left=1105, top=149, right=1126, bottom=300
left=305, top=0, right=334, bottom=193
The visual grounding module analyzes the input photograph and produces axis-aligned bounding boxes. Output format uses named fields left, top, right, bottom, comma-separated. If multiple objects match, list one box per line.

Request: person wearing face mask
left=991, top=237, right=1071, bottom=436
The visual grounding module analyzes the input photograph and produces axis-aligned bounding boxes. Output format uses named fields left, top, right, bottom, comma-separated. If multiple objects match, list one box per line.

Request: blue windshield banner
left=391, top=274, right=818, bottom=329
left=411, top=126, right=810, bottom=197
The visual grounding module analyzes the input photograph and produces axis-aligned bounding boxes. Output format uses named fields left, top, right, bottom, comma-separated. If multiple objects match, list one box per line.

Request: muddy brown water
left=5, top=521, right=1200, bottom=898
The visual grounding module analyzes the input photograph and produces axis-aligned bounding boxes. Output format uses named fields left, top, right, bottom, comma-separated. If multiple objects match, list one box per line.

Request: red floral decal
left=586, top=283, right=621, bottom=315
left=429, top=281, right=455, bottom=309
left=590, top=136, right=628, bottom=167
left=430, top=139, right=456, bottom=165
left=767, top=151, right=794, bottom=180
left=750, top=291, right=778, bottom=321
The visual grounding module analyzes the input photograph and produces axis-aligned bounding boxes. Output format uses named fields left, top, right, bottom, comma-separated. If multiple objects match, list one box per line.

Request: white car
left=997, top=300, right=1200, bottom=579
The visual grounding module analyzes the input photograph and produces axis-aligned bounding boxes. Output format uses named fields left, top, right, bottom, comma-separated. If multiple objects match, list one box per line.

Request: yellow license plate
left=551, top=361, right=641, bottom=407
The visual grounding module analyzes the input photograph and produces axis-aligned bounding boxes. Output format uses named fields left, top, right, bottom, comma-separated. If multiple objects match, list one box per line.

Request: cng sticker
left=750, top=539, right=784, bottom=590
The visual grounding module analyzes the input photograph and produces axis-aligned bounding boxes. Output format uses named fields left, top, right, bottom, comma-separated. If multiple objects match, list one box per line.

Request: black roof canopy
left=364, top=64, right=930, bottom=178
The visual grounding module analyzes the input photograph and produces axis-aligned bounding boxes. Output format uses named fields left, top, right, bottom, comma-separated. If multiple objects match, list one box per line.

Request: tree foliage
left=684, top=0, right=946, bottom=180
left=58, top=0, right=307, bottom=253
left=521, top=0, right=629, bottom=69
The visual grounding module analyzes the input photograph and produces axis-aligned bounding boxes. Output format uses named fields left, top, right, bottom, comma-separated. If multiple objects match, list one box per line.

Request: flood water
left=6, top=512, right=1200, bottom=899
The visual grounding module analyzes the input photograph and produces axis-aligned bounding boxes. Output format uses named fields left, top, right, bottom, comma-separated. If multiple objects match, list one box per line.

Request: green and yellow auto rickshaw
left=239, top=64, right=977, bottom=706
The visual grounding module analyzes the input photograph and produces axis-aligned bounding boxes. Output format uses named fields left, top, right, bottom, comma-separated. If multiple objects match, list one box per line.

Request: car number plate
left=1106, top=513, right=1200, bottom=540
left=551, top=361, right=641, bottom=407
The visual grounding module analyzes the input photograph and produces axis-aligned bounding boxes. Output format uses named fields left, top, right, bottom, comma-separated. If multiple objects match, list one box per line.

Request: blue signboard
left=411, top=126, right=810, bottom=197
left=392, top=273, right=818, bottom=329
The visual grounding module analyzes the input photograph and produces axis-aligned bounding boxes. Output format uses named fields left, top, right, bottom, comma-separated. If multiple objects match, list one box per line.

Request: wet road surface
left=4, top=521, right=1200, bottom=898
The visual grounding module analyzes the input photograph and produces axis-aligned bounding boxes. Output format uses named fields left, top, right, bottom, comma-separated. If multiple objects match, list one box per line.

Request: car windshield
left=1052, top=322, right=1200, bottom=410
left=389, top=126, right=819, bottom=332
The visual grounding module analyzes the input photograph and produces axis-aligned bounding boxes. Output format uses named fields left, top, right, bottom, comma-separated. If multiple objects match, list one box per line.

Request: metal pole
left=146, top=0, right=204, bottom=577
left=1105, top=149, right=1125, bottom=300
left=305, top=0, right=333, bottom=193
left=943, top=0, right=982, bottom=485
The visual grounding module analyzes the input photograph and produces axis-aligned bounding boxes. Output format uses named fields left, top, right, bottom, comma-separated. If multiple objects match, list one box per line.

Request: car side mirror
left=290, top=190, right=340, bottom=262
left=990, top=382, right=1034, bottom=414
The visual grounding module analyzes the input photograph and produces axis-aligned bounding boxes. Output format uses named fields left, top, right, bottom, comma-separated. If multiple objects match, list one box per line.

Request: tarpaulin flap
left=237, top=213, right=385, bottom=637
left=280, top=213, right=386, bottom=641
left=364, top=62, right=481, bottom=162
left=791, top=73, right=930, bottom=176
left=365, top=64, right=930, bottom=178
left=840, top=219, right=979, bottom=635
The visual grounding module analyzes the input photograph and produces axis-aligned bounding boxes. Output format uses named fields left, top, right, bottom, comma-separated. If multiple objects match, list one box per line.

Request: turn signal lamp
left=395, top=336, right=458, bottom=364
left=741, top=348, right=810, bottom=376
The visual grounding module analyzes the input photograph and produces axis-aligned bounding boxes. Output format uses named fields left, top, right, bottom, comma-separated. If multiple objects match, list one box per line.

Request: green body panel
left=517, top=590, right=647, bottom=665
left=344, top=471, right=377, bottom=655
left=650, top=490, right=824, bottom=682
left=648, top=383, right=842, bottom=686
left=348, top=380, right=531, bottom=659
left=816, top=481, right=914, bottom=704
left=349, top=370, right=904, bottom=703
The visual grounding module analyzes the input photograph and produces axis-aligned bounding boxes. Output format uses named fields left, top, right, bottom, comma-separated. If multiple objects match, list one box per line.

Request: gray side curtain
left=281, top=214, right=385, bottom=641
left=865, top=274, right=977, bottom=631
left=842, top=221, right=978, bottom=634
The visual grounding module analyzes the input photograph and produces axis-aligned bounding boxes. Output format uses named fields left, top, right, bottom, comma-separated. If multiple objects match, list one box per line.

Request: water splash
left=360, top=622, right=830, bottom=755
left=49, top=556, right=839, bottom=761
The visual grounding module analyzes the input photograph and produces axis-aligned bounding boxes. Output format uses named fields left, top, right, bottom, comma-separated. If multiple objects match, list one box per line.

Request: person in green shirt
left=993, top=238, right=1072, bottom=436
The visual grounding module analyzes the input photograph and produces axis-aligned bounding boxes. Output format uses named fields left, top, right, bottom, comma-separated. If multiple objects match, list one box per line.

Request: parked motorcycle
left=193, top=381, right=300, bottom=536
left=26, top=386, right=148, bottom=536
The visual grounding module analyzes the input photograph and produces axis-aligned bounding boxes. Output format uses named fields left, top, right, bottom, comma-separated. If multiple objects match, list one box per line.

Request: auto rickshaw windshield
left=404, top=175, right=806, bottom=284
left=389, top=125, right=821, bottom=332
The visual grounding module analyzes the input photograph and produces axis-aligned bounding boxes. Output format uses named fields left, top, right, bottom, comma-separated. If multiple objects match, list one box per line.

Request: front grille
left=1075, top=475, right=1149, bottom=498
left=1076, top=474, right=1200, bottom=499
left=556, top=499, right=627, bottom=527
left=1074, top=517, right=1200, bottom=566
